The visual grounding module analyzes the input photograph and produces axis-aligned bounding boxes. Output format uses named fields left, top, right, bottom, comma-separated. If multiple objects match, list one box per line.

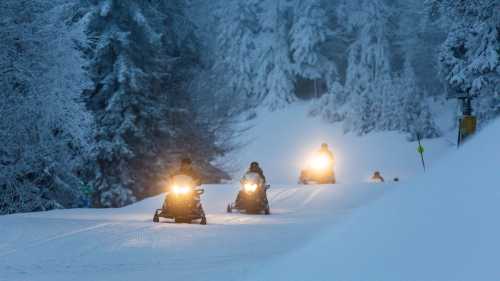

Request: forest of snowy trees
left=1, top=0, right=499, bottom=214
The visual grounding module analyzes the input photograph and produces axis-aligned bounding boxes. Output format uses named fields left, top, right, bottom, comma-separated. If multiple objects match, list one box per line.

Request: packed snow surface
left=249, top=118, right=500, bottom=281
left=0, top=183, right=393, bottom=281
left=3, top=103, right=498, bottom=281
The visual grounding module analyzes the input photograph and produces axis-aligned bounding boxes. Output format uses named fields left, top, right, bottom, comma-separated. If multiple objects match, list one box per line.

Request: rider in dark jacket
left=248, top=161, right=266, bottom=184
left=163, top=158, right=202, bottom=210
left=170, top=158, right=201, bottom=186
left=235, top=162, right=268, bottom=208
left=318, top=143, right=334, bottom=166
left=371, top=171, right=385, bottom=182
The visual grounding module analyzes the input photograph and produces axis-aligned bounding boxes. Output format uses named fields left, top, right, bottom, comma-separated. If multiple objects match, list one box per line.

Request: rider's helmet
left=250, top=161, right=259, bottom=169
left=181, top=158, right=192, bottom=166
left=374, top=171, right=381, bottom=177
left=321, top=143, right=328, bottom=149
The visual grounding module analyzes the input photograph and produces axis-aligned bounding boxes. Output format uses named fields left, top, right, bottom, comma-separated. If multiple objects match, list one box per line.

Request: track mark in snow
left=0, top=183, right=396, bottom=281
left=301, top=186, right=324, bottom=206
left=269, top=187, right=301, bottom=204
left=0, top=222, right=115, bottom=257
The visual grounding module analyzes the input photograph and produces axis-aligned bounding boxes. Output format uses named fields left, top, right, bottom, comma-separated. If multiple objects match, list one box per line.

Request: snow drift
left=250, top=119, right=500, bottom=281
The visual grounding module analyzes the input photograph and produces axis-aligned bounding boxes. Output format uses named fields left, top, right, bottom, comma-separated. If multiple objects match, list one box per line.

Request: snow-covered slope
left=233, top=102, right=451, bottom=184
left=3, top=102, right=484, bottom=281
left=0, top=182, right=395, bottom=281
left=249, top=119, right=500, bottom=281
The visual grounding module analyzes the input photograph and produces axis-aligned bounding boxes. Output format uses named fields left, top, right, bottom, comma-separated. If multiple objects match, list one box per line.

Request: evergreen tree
left=214, top=0, right=337, bottom=109
left=213, top=0, right=260, bottom=101
left=83, top=0, right=230, bottom=207
left=431, top=0, right=500, bottom=124
left=309, top=81, right=347, bottom=123
left=0, top=0, right=91, bottom=214
left=392, top=60, right=440, bottom=139
left=83, top=0, right=170, bottom=207
left=290, top=0, right=333, bottom=80
left=394, top=0, right=445, bottom=97
left=342, top=0, right=393, bottom=134
left=254, top=0, right=296, bottom=109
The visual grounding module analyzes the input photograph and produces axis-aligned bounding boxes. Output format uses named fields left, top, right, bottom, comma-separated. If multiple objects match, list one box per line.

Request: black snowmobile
left=153, top=175, right=207, bottom=224
left=227, top=172, right=270, bottom=215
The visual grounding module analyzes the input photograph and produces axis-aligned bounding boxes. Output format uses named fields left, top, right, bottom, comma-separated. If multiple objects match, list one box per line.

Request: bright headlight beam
left=310, top=154, right=331, bottom=170
left=244, top=183, right=258, bottom=192
left=172, top=185, right=191, bottom=195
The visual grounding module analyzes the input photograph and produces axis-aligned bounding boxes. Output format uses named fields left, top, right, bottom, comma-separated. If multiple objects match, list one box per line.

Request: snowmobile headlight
left=172, top=185, right=192, bottom=195
left=310, top=154, right=330, bottom=171
left=244, top=183, right=258, bottom=193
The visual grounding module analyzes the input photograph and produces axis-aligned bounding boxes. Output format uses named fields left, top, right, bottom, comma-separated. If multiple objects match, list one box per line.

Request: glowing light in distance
left=310, top=154, right=331, bottom=170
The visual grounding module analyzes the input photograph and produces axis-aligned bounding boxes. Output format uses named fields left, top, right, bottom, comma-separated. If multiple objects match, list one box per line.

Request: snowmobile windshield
left=242, top=172, right=263, bottom=184
left=241, top=172, right=263, bottom=192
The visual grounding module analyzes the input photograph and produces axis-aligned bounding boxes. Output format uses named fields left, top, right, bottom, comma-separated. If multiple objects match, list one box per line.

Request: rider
left=318, top=143, right=334, bottom=165
left=164, top=158, right=202, bottom=209
left=170, top=158, right=201, bottom=185
left=319, top=143, right=335, bottom=177
left=371, top=171, right=385, bottom=182
left=236, top=162, right=268, bottom=207
left=248, top=161, right=266, bottom=184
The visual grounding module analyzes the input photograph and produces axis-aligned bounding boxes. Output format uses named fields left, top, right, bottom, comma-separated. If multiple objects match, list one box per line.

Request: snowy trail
left=231, top=102, right=450, bottom=185
left=0, top=102, right=458, bottom=281
left=0, top=182, right=395, bottom=281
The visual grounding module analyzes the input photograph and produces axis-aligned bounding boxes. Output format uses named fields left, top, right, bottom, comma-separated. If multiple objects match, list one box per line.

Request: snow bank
left=249, top=118, right=500, bottom=281
left=233, top=102, right=451, bottom=185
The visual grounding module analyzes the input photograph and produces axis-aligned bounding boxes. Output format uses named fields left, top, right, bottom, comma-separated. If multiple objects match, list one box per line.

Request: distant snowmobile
left=299, top=144, right=336, bottom=185
left=227, top=172, right=270, bottom=215
left=371, top=171, right=385, bottom=183
left=153, top=174, right=207, bottom=224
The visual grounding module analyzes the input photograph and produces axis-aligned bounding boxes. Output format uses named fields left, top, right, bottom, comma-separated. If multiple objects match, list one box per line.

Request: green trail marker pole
left=416, top=133, right=426, bottom=172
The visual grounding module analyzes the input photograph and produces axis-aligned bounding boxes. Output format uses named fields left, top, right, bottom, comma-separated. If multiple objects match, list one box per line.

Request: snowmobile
left=227, top=172, right=270, bottom=215
left=153, top=174, right=207, bottom=224
left=299, top=153, right=336, bottom=184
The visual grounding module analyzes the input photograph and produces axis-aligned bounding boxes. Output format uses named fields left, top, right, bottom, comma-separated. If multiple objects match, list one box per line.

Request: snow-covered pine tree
left=309, top=81, right=348, bottom=123
left=213, top=0, right=261, bottom=102
left=254, top=0, right=296, bottom=109
left=307, top=1, right=351, bottom=122
left=83, top=0, right=168, bottom=207
left=215, top=0, right=335, bottom=110
left=394, top=0, right=445, bottom=97
left=307, top=0, right=442, bottom=139
left=290, top=0, right=333, bottom=81
left=392, top=60, right=440, bottom=140
left=341, top=0, right=393, bottom=135
left=431, top=0, right=500, bottom=124
left=83, top=0, right=230, bottom=207
left=158, top=0, right=233, bottom=188
left=0, top=0, right=92, bottom=214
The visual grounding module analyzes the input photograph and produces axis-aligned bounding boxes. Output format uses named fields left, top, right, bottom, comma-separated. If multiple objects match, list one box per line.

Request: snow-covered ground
left=3, top=102, right=498, bottom=281
left=249, top=118, right=500, bottom=281
left=233, top=102, right=452, bottom=184
left=0, top=183, right=394, bottom=281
